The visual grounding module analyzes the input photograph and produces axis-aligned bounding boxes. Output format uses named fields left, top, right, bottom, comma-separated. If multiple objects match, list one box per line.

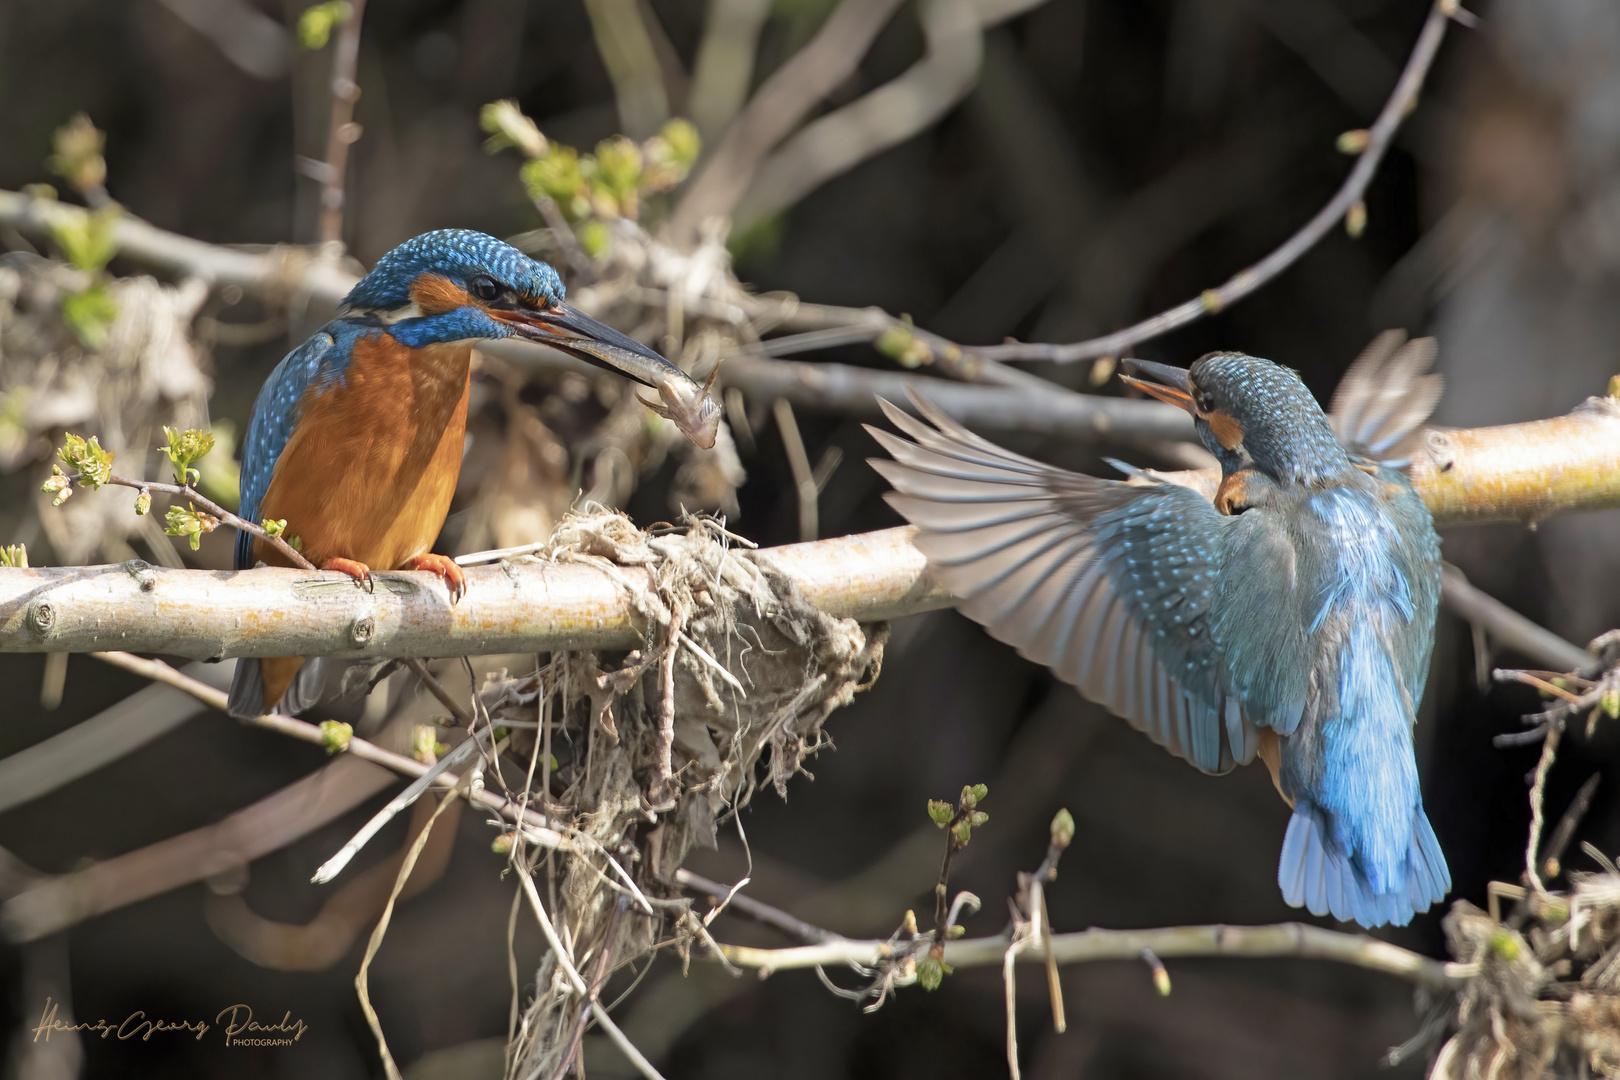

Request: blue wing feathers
left=234, top=327, right=350, bottom=569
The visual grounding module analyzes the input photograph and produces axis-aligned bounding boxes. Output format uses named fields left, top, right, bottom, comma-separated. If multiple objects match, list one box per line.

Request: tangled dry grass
left=471, top=506, right=886, bottom=1078
left=1434, top=861, right=1620, bottom=1079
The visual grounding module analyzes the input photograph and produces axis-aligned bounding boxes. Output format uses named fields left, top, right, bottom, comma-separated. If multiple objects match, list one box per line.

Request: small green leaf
left=163, top=504, right=217, bottom=550
left=1345, top=199, right=1368, bottom=238
left=521, top=146, right=585, bottom=213
left=411, top=724, right=440, bottom=763
left=0, top=544, right=27, bottom=568
left=951, top=820, right=973, bottom=846
left=318, top=719, right=353, bottom=753
left=491, top=832, right=515, bottom=855
left=161, top=425, right=215, bottom=486
left=261, top=518, right=288, bottom=538
left=480, top=100, right=547, bottom=158
left=927, top=799, right=954, bottom=827
left=969, top=810, right=989, bottom=828
left=915, top=954, right=945, bottom=991
left=61, top=283, right=119, bottom=346
left=297, top=1, right=352, bottom=49
left=1602, top=686, right=1619, bottom=720
left=48, top=204, right=120, bottom=273
left=42, top=467, right=73, bottom=506
left=659, top=118, right=700, bottom=169
left=492, top=726, right=511, bottom=742
left=1335, top=128, right=1370, bottom=154
left=1488, top=929, right=1520, bottom=961
left=640, top=119, right=700, bottom=192
left=876, top=321, right=932, bottom=368
left=1050, top=807, right=1075, bottom=849
left=46, top=114, right=107, bottom=197
left=577, top=219, right=610, bottom=258
left=592, top=136, right=643, bottom=200
left=133, top=488, right=151, bottom=516
left=57, top=433, right=114, bottom=487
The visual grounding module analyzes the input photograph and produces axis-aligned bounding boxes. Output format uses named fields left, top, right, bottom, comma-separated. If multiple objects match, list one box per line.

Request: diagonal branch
left=970, top=0, right=1459, bottom=364
left=732, top=0, right=986, bottom=233
left=666, top=0, right=908, bottom=242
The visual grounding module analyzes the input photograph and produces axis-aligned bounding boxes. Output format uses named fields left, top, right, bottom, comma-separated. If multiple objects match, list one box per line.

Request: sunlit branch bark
left=4, top=387, right=1616, bottom=659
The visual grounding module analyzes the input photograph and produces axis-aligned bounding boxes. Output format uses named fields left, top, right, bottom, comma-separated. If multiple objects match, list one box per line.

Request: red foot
left=408, top=552, right=467, bottom=604
left=320, top=556, right=374, bottom=593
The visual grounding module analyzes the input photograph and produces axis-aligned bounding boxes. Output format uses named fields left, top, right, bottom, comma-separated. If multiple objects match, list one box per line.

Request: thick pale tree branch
left=4, top=383, right=1616, bottom=665
left=0, top=528, right=947, bottom=658
left=0, top=189, right=358, bottom=307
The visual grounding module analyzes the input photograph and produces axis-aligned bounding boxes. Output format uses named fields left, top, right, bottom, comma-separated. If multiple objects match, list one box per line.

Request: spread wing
left=867, top=393, right=1264, bottom=774
left=235, top=326, right=346, bottom=569
left=1328, top=331, right=1442, bottom=468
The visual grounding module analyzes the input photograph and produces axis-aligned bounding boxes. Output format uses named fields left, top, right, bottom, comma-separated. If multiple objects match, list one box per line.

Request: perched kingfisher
left=868, top=351, right=1451, bottom=928
left=227, top=229, right=720, bottom=720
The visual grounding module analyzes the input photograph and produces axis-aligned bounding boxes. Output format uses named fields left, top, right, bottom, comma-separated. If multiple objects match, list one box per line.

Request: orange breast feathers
left=254, top=333, right=473, bottom=572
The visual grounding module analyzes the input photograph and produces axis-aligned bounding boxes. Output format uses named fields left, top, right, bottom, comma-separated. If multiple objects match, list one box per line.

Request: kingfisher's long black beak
left=499, top=302, right=721, bottom=449
left=1119, top=358, right=1196, bottom=416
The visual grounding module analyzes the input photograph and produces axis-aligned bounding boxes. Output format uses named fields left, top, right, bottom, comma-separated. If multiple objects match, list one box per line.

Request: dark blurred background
left=1, top=0, right=1618, bottom=1076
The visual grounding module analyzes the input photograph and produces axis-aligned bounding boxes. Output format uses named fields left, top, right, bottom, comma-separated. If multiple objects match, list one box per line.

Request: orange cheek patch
left=409, top=274, right=475, bottom=316
left=1206, top=411, right=1245, bottom=450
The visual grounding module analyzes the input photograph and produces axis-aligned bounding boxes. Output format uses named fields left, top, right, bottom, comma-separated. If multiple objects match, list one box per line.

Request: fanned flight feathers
left=866, top=392, right=1269, bottom=775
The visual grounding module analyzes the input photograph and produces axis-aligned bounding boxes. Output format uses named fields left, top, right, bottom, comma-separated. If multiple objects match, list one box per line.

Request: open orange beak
left=1119, top=358, right=1197, bottom=415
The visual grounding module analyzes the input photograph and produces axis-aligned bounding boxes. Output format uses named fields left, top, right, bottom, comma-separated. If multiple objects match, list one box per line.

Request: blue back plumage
left=234, top=322, right=369, bottom=569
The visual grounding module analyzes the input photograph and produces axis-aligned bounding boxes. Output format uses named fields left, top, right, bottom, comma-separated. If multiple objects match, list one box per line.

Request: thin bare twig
left=316, top=0, right=367, bottom=246
left=968, top=0, right=1457, bottom=364
left=87, top=651, right=571, bottom=851
left=1442, top=566, right=1590, bottom=674
left=773, top=398, right=819, bottom=542
left=688, top=0, right=772, bottom=141
left=1524, top=722, right=1563, bottom=903
left=673, top=867, right=837, bottom=944
left=355, top=782, right=458, bottom=1080
left=715, top=922, right=1456, bottom=988
left=581, top=0, right=669, bottom=139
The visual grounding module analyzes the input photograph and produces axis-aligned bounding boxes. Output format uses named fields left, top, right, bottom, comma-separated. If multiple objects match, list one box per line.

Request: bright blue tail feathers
left=1278, top=804, right=1449, bottom=927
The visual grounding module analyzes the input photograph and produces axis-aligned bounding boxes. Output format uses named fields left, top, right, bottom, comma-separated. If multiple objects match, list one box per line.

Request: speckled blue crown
left=1191, top=352, right=1348, bottom=482
left=342, top=229, right=566, bottom=312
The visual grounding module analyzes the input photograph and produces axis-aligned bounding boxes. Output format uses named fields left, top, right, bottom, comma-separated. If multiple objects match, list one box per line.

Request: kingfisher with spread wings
left=868, top=342, right=1449, bottom=928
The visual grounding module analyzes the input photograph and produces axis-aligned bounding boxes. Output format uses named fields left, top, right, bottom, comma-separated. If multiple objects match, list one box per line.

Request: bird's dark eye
left=1194, top=390, right=1215, bottom=414
left=470, top=276, right=500, bottom=302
